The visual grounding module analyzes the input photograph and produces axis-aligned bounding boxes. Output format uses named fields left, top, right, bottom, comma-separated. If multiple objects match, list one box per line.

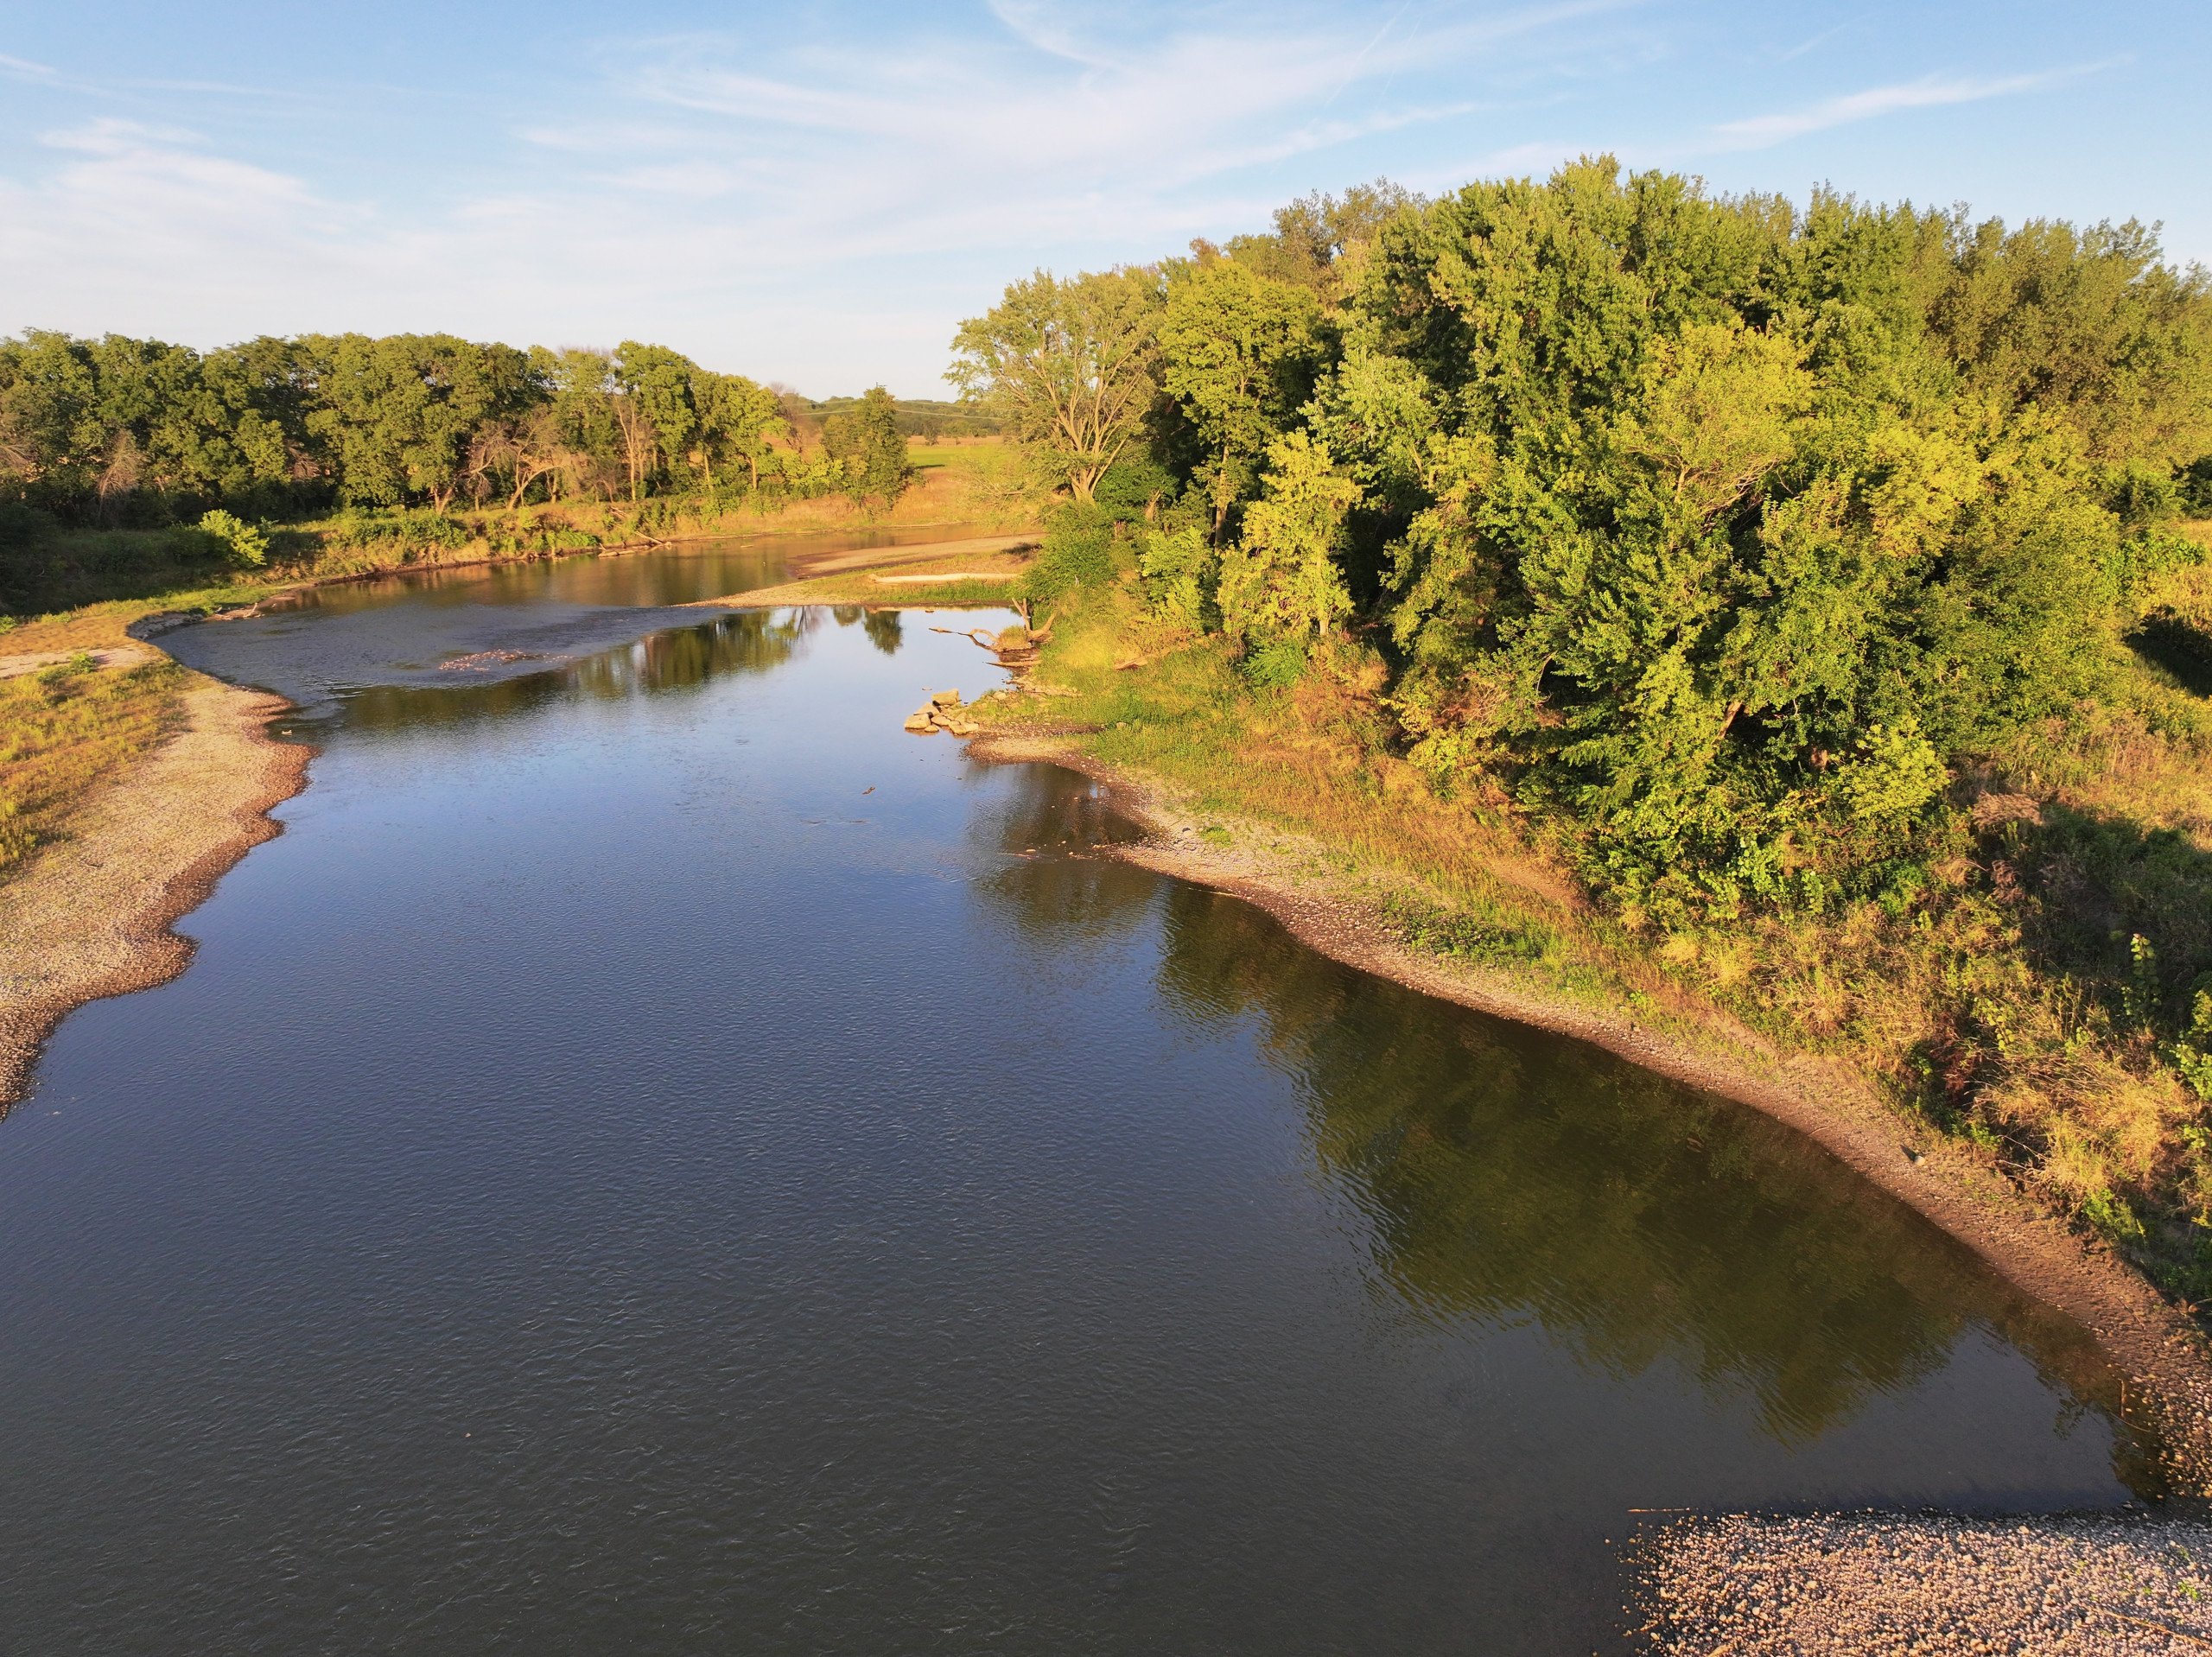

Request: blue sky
left=2, top=1, right=2205, bottom=396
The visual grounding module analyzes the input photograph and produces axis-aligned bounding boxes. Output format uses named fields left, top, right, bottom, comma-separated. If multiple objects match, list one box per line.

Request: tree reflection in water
left=966, top=759, right=1158, bottom=947
left=829, top=605, right=906, bottom=657
left=340, top=610, right=814, bottom=731
left=970, top=765, right=2155, bottom=1483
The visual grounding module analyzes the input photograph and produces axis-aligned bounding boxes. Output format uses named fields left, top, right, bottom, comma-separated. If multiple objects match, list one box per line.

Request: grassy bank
left=966, top=543, right=2212, bottom=1311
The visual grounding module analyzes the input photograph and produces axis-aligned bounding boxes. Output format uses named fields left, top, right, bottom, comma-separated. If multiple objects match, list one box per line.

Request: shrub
left=1241, top=637, right=1309, bottom=689
left=1135, top=524, right=1213, bottom=633
left=195, top=509, right=270, bottom=568
left=1027, top=503, right=1116, bottom=606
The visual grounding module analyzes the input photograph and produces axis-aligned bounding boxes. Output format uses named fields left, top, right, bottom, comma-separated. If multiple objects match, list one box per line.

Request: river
left=0, top=534, right=2166, bottom=1653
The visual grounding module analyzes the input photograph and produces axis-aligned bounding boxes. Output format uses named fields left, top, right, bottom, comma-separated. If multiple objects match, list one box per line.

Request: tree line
left=952, top=164, right=2212, bottom=924
left=0, top=332, right=916, bottom=526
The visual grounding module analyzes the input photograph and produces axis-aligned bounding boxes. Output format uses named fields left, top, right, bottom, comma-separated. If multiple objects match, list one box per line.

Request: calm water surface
left=0, top=537, right=2166, bottom=1653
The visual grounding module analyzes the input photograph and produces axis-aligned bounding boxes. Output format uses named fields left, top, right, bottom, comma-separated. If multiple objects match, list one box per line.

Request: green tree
left=304, top=333, right=531, bottom=509
left=1213, top=178, right=1420, bottom=304
left=695, top=372, right=788, bottom=492
left=822, top=385, right=912, bottom=503
left=1217, top=431, right=1356, bottom=647
left=1158, top=258, right=1324, bottom=531
left=949, top=268, right=1162, bottom=501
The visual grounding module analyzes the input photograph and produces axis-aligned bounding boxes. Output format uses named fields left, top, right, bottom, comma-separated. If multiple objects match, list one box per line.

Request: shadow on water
left=968, top=763, right=2164, bottom=1491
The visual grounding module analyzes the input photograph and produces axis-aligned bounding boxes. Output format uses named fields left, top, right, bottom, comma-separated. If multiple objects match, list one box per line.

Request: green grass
left=906, top=438, right=1021, bottom=474
left=0, top=656, right=186, bottom=877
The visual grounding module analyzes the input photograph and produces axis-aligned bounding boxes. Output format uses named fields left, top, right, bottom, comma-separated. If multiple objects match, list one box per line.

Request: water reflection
left=1151, top=887, right=2145, bottom=1465
left=972, top=772, right=2152, bottom=1480
left=968, top=762, right=1156, bottom=945
left=334, top=610, right=814, bottom=732
left=827, top=605, right=906, bottom=657
left=864, top=609, right=904, bottom=656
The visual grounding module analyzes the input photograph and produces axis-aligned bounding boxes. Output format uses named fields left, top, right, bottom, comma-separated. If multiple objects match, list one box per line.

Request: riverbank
left=0, top=673, right=308, bottom=1109
left=968, top=724, right=2212, bottom=1489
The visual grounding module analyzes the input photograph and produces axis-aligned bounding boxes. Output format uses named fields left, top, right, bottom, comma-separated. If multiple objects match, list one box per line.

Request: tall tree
left=614, top=341, right=701, bottom=493
left=1158, top=258, right=1325, bottom=531
left=823, top=385, right=912, bottom=503
left=949, top=268, right=1162, bottom=502
left=696, top=374, right=789, bottom=492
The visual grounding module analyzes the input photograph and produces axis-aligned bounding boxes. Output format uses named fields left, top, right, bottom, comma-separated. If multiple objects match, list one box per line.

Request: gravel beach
left=1636, top=1511, right=2212, bottom=1654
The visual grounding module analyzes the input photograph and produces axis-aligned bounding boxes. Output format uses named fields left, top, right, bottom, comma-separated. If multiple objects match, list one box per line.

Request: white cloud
left=1706, top=60, right=2118, bottom=152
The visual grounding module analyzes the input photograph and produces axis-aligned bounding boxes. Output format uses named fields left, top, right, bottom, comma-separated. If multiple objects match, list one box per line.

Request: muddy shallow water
left=0, top=540, right=2173, bottom=1653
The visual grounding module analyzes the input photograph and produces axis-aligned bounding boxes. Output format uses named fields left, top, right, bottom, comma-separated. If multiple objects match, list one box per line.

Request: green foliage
left=1091, top=453, right=1179, bottom=523
left=1158, top=258, right=1325, bottom=529
left=1209, top=180, right=1422, bottom=304
left=991, top=159, right=2212, bottom=936
left=0, top=328, right=797, bottom=527
left=1136, top=523, right=1214, bottom=633
left=1240, top=637, right=1309, bottom=689
left=2174, top=983, right=2212, bottom=1101
left=1265, top=159, right=2202, bottom=915
left=1027, top=502, right=1118, bottom=606
left=194, top=509, right=270, bottom=568
left=821, top=385, right=913, bottom=504
left=1830, top=721, right=1948, bottom=823
left=949, top=268, right=1163, bottom=501
left=1217, top=431, right=1354, bottom=644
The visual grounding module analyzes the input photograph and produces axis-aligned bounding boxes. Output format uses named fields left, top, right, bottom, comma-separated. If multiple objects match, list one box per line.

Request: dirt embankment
left=969, top=728, right=2212, bottom=1493
left=0, top=674, right=308, bottom=1108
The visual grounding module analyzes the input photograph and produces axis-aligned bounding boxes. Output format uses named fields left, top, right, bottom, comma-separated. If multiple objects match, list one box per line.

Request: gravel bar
left=1636, top=1511, right=2212, bottom=1654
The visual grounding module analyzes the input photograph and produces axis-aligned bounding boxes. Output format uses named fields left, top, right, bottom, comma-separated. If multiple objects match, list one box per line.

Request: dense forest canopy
left=957, top=162, right=2212, bottom=924
left=0, top=331, right=932, bottom=526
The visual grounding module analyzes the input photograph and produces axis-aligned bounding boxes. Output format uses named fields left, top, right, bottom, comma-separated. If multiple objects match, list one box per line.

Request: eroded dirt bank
left=0, top=675, right=308, bottom=1108
left=969, top=729, right=2212, bottom=1495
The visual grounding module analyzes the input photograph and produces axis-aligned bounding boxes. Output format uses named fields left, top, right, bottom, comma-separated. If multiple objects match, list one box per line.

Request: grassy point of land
left=0, top=653, right=189, bottom=878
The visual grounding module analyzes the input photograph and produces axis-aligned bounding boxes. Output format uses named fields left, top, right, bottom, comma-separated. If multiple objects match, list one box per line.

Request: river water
left=0, top=535, right=2168, bottom=1653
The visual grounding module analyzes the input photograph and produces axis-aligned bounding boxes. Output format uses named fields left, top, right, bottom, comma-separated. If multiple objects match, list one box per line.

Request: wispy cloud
left=1775, top=21, right=1853, bottom=65
left=1707, top=60, right=2121, bottom=151
left=0, top=52, right=61, bottom=84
